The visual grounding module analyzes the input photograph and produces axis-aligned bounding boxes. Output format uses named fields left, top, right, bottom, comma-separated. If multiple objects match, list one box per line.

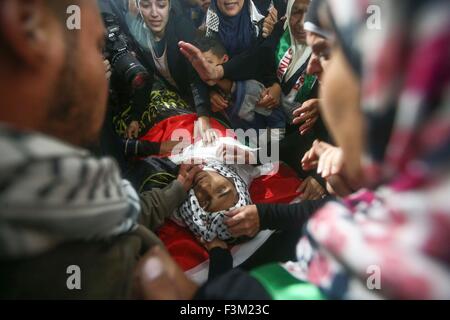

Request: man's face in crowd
left=193, top=170, right=238, bottom=212
left=0, top=0, right=108, bottom=147
left=139, top=0, right=170, bottom=39
left=289, top=0, right=310, bottom=44
left=217, top=0, right=245, bottom=17
left=306, top=31, right=331, bottom=82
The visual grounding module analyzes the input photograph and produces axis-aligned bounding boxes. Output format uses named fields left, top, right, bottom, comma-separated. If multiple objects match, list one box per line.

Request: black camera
left=102, top=13, right=149, bottom=90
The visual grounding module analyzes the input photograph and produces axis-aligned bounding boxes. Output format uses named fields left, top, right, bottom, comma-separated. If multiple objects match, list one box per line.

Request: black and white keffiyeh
left=177, top=161, right=252, bottom=242
left=0, top=124, right=141, bottom=259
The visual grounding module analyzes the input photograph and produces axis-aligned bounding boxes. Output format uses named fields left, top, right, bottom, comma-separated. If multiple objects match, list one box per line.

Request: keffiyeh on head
left=177, top=161, right=252, bottom=242
left=327, top=0, right=450, bottom=186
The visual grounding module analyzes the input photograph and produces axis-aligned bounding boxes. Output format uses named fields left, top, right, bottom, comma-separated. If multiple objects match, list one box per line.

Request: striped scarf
left=0, top=124, right=141, bottom=259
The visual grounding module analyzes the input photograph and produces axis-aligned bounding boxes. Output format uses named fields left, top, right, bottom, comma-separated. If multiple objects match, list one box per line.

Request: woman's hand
left=292, top=98, right=320, bottom=135
left=179, top=41, right=224, bottom=86
left=126, top=120, right=140, bottom=139
left=257, top=83, right=281, bottom=109
left=194, top=116, right=218, bottom=145
left=302, top=140, right=355, bottom=197
left=210, top=90, right=229, bottom=112
left=302, top=140, right=344, bottom=178
left=296, top=176, right=326, bottom=200
left=224, top=205, right=260, bottom=238
left=262, top=7, right=278, bottom=38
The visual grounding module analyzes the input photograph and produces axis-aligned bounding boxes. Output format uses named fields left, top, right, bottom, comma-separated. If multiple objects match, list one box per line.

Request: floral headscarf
left=292, top=0, right=450, bottom=299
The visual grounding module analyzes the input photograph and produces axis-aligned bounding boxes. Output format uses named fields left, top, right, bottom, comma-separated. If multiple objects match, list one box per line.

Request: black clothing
left=257, top=197, right=331, bottom=231
left=195, top=268, right=271, bottom=300
left=139, top=11, right=211, bottom=117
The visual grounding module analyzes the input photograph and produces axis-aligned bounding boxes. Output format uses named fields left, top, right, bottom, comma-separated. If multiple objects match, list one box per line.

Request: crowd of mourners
left=0, top=0, right=449, bottom=299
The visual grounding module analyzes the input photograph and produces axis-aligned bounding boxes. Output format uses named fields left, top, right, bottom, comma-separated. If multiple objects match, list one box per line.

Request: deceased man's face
left=193, top=170, right=238, bottom=212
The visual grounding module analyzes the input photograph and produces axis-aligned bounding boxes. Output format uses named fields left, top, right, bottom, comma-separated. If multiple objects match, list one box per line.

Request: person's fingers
left=292, top=106, right=305, bottom=118
left=269, top=7, right=278, bottom=20
left=293, top=102, right=313, bottom=117
left=316, top=148, right=328, bottom=174
left=294, top=109, right=318, bottom=125
left=313, top=141, right=331, bottom=158
left=296, top=177, right=309, bottom=193
left=262, top=26, right=269, bottom=37
left=302, top=160, right=318, bottom=171
left=320, top=149, right=333, bottom=177
left=267, top=98, right=279, bottom=109
left=178, top=41, right=202, bottom=59
left=224, top=214, right=244, bottom=228
left=319, top=148, right=334, bottom=175
left=228, top=225, right=245, bottom=238
left=216, top=96, right=228, bottom=109
left=301, top=149, right=311, bottom=163
left=295, top=111, right=313, bottom=124
left=301, top=183, right=313, bottom=200
left=211, top=97, right=221, bottom=111
left=187, top=165, right=203, bottom=178
left=330, top=150, right=343, bottom=175
left=257, top=94, right=273, bottom=108
left=212, top=99, right=226, bottom=112
left=224, top=208, right=245, bottom=226
left=299, top=116, right=318, bottom=135
left=179, top=47, right=193, bottom=63
left=259, top=88, right=269, bottom=99
left=225, top=207, right=243, bottom=218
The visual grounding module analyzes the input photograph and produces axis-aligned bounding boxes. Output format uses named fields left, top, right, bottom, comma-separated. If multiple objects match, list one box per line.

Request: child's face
left=193, top=170, right=238, bottom=212
left=202, top=50, right=226, bottom=67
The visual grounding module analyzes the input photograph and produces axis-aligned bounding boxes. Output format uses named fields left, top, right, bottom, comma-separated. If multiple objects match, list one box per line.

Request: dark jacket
left=138, top=9, right=211, bottom=117
left=221, top=20, right=284, bottom=87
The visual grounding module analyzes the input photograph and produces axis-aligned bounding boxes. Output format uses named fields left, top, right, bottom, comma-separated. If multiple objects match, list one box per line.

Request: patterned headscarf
left=177, top=161, right=252, bottom=242
left=327, top=0, right=450, bottom=186
left=292, top=0, right=450, bottom=299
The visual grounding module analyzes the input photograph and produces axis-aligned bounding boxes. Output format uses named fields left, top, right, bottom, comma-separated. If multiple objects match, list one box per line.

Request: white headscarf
left=283, top=0, right=312, bottom=81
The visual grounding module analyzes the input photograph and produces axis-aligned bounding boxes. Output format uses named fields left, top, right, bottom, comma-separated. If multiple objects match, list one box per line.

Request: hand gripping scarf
left=177, top=161, right=252, bottom=242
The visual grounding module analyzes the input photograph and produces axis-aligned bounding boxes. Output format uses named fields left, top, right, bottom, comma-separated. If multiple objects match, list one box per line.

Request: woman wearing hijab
left=272, top=0, right=329, bottom=198
left=191, top=0, right=283, bottom=111
left=134, top=0, right=450, bottom=300
left=125, top=0, right=217, bottom=144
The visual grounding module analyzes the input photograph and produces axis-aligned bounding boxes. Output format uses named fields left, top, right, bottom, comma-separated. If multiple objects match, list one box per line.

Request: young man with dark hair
left=0, top=0, right=199, bottom=299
